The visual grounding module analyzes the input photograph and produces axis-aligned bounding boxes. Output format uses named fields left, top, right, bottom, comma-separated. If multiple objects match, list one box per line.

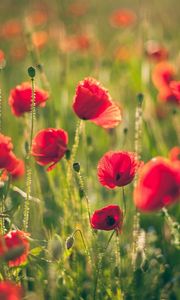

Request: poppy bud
left=73, top=162, right=80, bottom=172
left=137, top=93, right=144, bottom=105
left=66, top=236, right=74, bottom=250
left=123, top=127, right=128, bottom=134
left=28, top=66, right=36, bottom=78
left=65, top=149, right=71, bottom=160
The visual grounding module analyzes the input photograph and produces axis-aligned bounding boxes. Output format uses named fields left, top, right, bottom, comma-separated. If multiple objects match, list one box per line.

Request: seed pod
left=66, top=236, right=74, bottom=250
left=28, top=66, right=36, bottom=78
left=73, top=162, right=80, bottom=173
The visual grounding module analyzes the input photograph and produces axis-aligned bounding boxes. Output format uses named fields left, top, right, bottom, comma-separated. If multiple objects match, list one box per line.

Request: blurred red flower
left=152, top=62, right=180, bottom=105
left=59, top=34, right=90, bottom=54
left=7, top=157, right=25, bottom=179
left=0, top=134, right=13, bottom=170
left=32, top=31, right=49, bottom=50
left=0, top=281, right=22, bottom=300
left=90, top=205, right=123, bottom=232
left=0, top=230, right=30, bottom=267
left=31, top=128, right=68, bottom=171
left=109, top=9, right=136, bottom=28
left=0, top=49, right=5, bottom=68
left=68, top=1, right=88, bottom=17
left=0, top=20, right=22, bottom=39
left=97, top=151, right=139, bottom=189
left=169, top=147, right=180, bottom=162
left=73, top=78, right=122, bottom=129
left=145, top=40, right=168, bottom=62
left=0, top=134, right=24, bottom=180
left=9, top=82, right=49, bottom=117
left=169, top=81, right=180, bottom=103
left=27, top=10, right=48, bottom=26
left=134, top=157, right=180, bottom=212
left=152, top=61, right=175, bottom=90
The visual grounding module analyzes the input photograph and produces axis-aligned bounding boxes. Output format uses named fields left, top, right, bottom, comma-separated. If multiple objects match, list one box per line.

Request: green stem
left=76, top=171, right=91, bottom=224
left=122, top=187, right=126, bottom=217
left=23, top=76, right=36, bottom=231
left=67, top=120, right=83, bottom=181
left=162, top=208, right=180, bottom=249
left=93, top=230, right=116, bottom=300
left=73, top=229, right=93, bottom=268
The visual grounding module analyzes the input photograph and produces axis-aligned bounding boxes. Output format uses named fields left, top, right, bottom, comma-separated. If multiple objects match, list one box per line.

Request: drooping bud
left=65, top=235, right=74, bottom=250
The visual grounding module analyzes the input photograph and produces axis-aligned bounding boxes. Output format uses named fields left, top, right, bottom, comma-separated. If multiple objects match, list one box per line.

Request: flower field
left=0, top=0, right=180, bottom=299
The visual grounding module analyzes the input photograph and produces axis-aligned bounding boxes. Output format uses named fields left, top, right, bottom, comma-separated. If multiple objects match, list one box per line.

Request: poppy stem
left=132, top=94, right=143, bottom=269
left=93, top=230, right=116, bottom=300
left=71, top=119, right=83, bottom=164
left=23, top=68, right=36, bottom=232
left=74, top=168, right=91, bottom=225
left=73, top=229, right=93, bottom=267
left=122, top=187, right=126, bottom=216
left=162, top=208, right=180, bottom=249
left=67, top=119, right=83, bottom=181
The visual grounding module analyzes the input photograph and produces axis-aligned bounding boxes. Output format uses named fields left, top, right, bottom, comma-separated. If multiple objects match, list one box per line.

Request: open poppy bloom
left=0, top=281, right=22, bottom=300
left=9, top=82, right=49, bottom=117
left=90, top=205, right=123, bottom=232
left=169, top=81, right=180, bottom=104
left=73, top=78, right=122, bottom=129
left=97, top=151, right=139, bottom=189
left=0, top=134, right=25, bottom=180
left=109, top=9, right=136, bottom=28
left=0, top=230, right=30, bottom=267
left=134, top=157, right=180, bottom=212
left=6, top=157, right=25, bottom=179
left=169, top=147, right=180, bottom=162
left=31, top=128, right=68, bottom=171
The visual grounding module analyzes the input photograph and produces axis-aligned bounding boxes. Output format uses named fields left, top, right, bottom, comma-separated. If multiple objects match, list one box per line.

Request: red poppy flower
left=27, top=11, right=48, bottom=26
left=59, top=34, right=90, bottom=53
left=97, top=151, right=139, bottom=189
left=0, top=230, right=30, bottom=267
left=169, top=81, right=180, bottom=103
left=9, top=82, right=49, bottom=117
left=0, top=20, right=22, bottom=39
left=32, top=31, right=49, bottom=50
left=0, top=134, right=14, bottom=170
left=0, top=134, right=25, bottom=180
left=31, top=128, right=68, bottom=171
left=90, top=205, right=123, bottom=232
left=68, top=1, right=88, bottom=17
left=73, top=78, right=122, bottom=129
left=134, top=157, right=180, bottom=212
left=109, top=9, right=136, bottom=28
left=0, top=281, right=22, bottom=300
left=8, top=157, right=25, bottom=179
left=145, top=40, right=168, bottom=62
left=0, top=49, right=5, bottom=67
left=152, top=61, right=175, bottom=90
left=169, top=147, right=180, bottom=162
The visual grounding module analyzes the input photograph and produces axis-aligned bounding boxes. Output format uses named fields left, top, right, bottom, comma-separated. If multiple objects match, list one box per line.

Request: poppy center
left=106, top=215, right=116, bottom=226
left=116, top=173, right=121, bottom=181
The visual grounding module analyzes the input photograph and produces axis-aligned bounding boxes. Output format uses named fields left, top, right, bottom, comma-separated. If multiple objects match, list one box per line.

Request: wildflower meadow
left=0, top=0, right=180, bottom=299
